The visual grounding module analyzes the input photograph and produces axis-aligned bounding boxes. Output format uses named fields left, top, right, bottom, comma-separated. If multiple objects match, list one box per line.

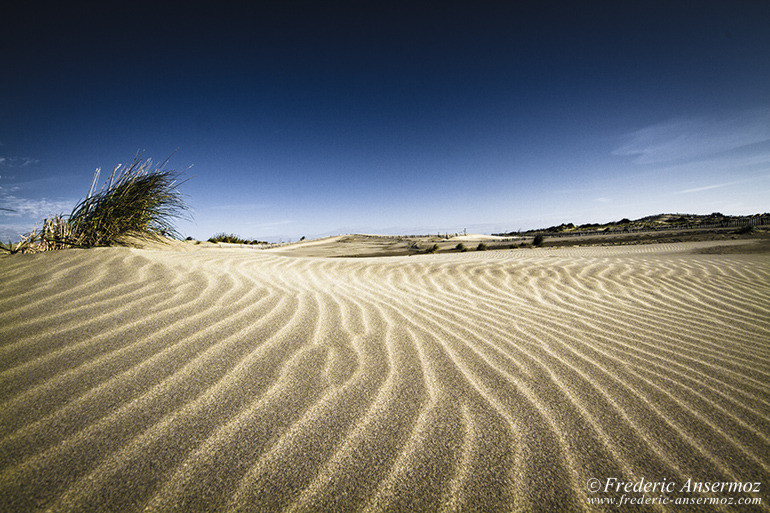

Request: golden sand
left=1, top=240, right=768, bottom=511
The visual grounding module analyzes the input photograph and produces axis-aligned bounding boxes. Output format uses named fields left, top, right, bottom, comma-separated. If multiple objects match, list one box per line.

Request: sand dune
left=1, top=241, right=769, bottom=511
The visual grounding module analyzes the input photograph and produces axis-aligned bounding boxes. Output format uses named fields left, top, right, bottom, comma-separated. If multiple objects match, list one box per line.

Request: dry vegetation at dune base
left=1, top=238, right=769, bottom=511
left=1, top=153, right=188, bottom=255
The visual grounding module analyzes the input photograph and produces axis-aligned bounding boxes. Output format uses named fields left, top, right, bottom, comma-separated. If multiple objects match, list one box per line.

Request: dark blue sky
left=2, top=1, right=769, bottom=241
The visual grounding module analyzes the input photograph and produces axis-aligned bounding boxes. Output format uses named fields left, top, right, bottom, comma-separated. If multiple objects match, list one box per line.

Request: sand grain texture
left=1, top=241, right=769, bottom=512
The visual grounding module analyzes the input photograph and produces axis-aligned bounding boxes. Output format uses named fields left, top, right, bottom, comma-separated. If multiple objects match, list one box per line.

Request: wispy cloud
left=0, top=223, right=36, bottom=242
left=613, top=108, right=770, bottom=164
left=678, top=175, right=770, bottom=194
left=680, top=182, right=740, bottom=194
left=0, top=190, right=73, bottom=242
left=0, top=192, right=72, bottom=219
left=0, top=156, right=40, bottom=168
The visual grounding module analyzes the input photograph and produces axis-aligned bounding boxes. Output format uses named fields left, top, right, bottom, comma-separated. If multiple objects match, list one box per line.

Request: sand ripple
left=1, top=243, right=769, bottom=511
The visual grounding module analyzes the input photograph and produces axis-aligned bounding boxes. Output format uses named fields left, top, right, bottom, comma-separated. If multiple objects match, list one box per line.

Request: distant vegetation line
left=205, top=233, right=269, bottom=245
left=493, top=213, right=770, bottom=237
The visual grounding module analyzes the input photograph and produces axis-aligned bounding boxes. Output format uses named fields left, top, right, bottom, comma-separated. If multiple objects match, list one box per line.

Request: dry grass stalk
left=2, top=216, right=75, bottom=254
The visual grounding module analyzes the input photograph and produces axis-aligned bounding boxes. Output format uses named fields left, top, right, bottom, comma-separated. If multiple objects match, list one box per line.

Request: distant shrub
left=455, top=243, right=466, bottom=252
left=425, top=244, right=439, bottom=253
left=476, top=242, right=488, bottom=251
left=208, top=233, right=252, bottom=244
left=533, top=234, right=544, bottom=246
left=737, top=225, right=753, bottom=234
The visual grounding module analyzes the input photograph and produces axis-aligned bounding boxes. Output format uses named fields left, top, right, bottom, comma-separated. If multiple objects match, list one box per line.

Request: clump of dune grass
left=68, top=154, right=190, bottom=247
left=1, top=152, right=190, bottom=254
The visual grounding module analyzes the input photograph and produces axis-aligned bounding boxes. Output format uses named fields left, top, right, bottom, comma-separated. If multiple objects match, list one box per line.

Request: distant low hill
left=494, top=213, right=770, bottom=237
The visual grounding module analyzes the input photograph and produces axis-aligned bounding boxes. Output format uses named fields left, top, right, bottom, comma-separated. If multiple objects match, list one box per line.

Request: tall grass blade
left=87, top=167, right=101, bottom=199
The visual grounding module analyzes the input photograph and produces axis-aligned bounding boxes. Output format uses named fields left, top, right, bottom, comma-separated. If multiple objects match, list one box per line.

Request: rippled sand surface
left=1, top=241, right=769, bottom=511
